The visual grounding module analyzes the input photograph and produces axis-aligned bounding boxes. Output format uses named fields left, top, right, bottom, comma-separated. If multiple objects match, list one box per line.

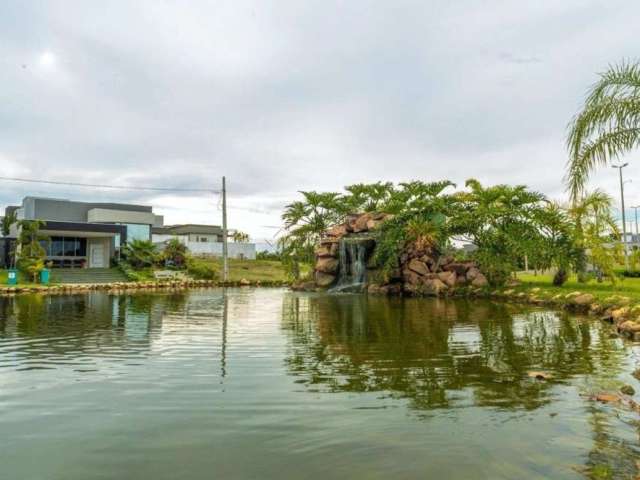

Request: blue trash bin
left=40, top=268, right=50, bottom=285
left=7, top=269, right=18, bottom=285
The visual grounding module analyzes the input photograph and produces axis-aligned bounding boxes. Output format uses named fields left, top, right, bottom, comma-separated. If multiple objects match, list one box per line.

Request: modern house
left=152, top=224, right=256, bottom=259
left=2, top=196, right=257, bottom=267
left=152, top=224, right=224, bottom=243
left=4, top=197, right=163, bottom=268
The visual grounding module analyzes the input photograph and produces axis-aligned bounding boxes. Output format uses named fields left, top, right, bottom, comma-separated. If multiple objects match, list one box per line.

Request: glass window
left=63, top=238, right=78, bottom=257
left=77, top=238, right=87, bottom=256
left=50, top=237, right=64, bottom=256
left=124, top=224, right=150, bottom=242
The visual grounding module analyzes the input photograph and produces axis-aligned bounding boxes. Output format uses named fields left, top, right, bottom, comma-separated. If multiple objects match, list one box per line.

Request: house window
left=45, top=237, right=87, bottom=257
left=122, top=224, right=150, bottom=242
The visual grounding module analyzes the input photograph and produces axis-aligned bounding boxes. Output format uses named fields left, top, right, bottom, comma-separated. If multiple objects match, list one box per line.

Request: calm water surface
left=1, top=289, right=639, bottom=479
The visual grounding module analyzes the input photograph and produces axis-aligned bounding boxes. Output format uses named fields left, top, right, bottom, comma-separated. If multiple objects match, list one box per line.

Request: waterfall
left=330, top=238, right=368, bottom=293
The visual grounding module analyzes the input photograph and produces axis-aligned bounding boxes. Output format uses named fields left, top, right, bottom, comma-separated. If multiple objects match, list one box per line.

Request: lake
left=1, top=289, right=639, bottom=479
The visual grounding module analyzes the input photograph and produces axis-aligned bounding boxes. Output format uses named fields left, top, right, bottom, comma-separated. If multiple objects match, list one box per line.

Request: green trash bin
left=7, top=269, right=18, bottom=285
left=40, top=268, right=50, bottom=285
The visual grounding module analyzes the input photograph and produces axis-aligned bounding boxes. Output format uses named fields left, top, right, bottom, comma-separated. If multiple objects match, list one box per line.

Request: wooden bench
left=153, top=270, right=188, bottom=281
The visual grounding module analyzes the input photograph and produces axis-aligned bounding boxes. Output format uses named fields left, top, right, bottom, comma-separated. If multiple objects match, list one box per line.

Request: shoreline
left=2, top=280, right=639, bottom=341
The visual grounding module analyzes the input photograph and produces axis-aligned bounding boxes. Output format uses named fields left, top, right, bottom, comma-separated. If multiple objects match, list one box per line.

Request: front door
left=89, top=243, right=105, bottom=268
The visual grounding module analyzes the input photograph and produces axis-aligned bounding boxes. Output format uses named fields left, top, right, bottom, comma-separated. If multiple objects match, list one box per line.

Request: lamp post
left=631, top=205, right=640, bottom=248
left=612, top=163, right=629, bottom=268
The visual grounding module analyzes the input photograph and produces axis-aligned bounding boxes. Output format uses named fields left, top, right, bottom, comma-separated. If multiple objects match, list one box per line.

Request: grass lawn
left=189, top=258, right=298, bottom=283
left=516, top=272, right=640, bottom=303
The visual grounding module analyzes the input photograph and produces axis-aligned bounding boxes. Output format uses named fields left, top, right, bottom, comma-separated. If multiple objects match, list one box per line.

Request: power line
left=0, top=176, right=220, bottom=193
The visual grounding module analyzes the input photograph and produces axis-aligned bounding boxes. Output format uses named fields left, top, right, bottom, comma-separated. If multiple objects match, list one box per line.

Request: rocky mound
left=309, top=212, right=488, bottom=296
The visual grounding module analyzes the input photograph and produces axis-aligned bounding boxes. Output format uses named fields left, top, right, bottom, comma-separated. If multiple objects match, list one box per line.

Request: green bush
left=122, top=240, right=158, bottom=269
left=187, top=260, right=218, bottom=280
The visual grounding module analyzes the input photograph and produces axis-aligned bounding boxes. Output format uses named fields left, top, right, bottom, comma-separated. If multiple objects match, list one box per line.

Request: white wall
left=152, top=234, right=256, bottom=259
left=187, top=241, right=256, bottom=260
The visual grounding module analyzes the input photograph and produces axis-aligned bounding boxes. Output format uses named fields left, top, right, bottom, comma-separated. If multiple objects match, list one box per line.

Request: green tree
left=162, top=238, right=188, bottom=269
left=232, top=231, right=250, bottom=243
left=122, top=239, right=158, bottom=269
left=566, top=61, right=640, bottom=200
left=568, top=190, right=621, bottom=282
left=16, top=220, right=49, bottom=283
left=1, top=210, right=17, bottom=237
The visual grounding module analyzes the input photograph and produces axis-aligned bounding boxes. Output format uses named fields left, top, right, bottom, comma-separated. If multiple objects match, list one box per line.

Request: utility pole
left=612, top=163, right=629, bottom=268
left=222, top=176, right=229, bottom=282
left=631, top=205, right=640, bottom=248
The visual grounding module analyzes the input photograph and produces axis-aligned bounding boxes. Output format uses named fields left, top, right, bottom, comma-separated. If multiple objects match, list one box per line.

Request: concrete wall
left=88, top=208, right=157, bottom=225
left=23, top=197, right=153, bottom=222
left=187, top=241, right=256, bottom=260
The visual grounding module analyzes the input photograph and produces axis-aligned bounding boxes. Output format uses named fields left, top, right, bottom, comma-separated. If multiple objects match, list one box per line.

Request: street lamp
left=631, top=205, right=640, bottom=246
left=612, top=163, right=629, bottom=268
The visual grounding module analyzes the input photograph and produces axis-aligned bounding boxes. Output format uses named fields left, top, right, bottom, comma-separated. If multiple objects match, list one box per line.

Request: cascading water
left=330, top=238, right=369, bottom=293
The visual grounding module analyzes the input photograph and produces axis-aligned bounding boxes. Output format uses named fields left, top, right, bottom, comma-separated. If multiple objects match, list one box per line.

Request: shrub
left=162, top=239, right=188, bottom=269
left=187, top=259, right=218, bottom=280
left=122, top=239, right=158, bottom=269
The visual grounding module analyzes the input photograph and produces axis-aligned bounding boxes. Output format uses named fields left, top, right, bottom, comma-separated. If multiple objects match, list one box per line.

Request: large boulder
left=423, top=278, right=448, bottom=296
left=326, top=224, right=348, bottom=238
left=403, top=269, right=421, bottom=285
left=443, top=262, right=471, bottom=276
left=466, top=267, right=480, bottom=282
left=572, top=293, right=595, bottom=306
left=437, top=271, right=457, bottom=288
left=353, top=213, right=373, bottom=233
left=315, top=245, right=335, bottom=258
left=316, top=257, right=339, bottom=274
left=315, top=272, right=336, bottom=287
left=471, top=273, right=488, bottom=287
left=408, top=258, right=430, bottom=276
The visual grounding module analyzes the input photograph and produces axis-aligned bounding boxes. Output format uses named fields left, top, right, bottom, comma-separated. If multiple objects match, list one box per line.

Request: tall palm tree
left=566, top=61, right=640, bottom=201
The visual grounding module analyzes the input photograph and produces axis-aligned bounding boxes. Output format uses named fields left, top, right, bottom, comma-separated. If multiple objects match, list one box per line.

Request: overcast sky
left=1, top=0, right=639, bottom=242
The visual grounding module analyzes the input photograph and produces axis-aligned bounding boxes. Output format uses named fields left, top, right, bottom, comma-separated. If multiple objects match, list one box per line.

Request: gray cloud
left=1, top=0, right=639, bottom=240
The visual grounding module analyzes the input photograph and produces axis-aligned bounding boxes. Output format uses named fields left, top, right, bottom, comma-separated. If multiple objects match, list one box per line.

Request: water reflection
left=282, top=293, right=640, bottom=477
left=0, top=290, right=638, bottom=479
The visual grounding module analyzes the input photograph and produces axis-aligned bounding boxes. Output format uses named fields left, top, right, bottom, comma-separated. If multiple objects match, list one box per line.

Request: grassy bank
left=1, top=259, right=297, bottom=287
left=516, top=272, right=640, bottom=303
left=187, top=258, right=296, bottom=283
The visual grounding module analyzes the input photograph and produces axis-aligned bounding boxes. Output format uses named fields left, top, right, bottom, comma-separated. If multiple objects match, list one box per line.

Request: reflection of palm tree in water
left=281, top=295, right=628, bottom=411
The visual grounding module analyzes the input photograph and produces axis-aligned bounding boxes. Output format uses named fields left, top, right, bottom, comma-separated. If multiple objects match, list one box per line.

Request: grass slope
left=517, top=272, right=640, bottom=303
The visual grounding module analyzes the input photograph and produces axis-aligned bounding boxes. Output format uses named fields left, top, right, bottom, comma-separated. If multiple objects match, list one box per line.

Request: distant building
left=152, top=224, right=256, bottom=260
left=2, top=196, right=255, bottom=267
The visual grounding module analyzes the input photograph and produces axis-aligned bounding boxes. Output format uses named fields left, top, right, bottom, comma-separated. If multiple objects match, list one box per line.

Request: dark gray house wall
left=23, top=197, right=152, bottom=222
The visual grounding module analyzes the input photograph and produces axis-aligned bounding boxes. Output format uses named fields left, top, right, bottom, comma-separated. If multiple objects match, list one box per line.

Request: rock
left=592, top=392, right=620, bottom=404
left=315, top=272, right=336, bottom=287
left=611, top=307, right=630, bottom=324
left=367, top=284, right=381, bottom=294
left=528, top=371, right=552, bottom=380
left=423, top=278, right=448, bottom=295
left=455, top=274, right=467, bottom=286
left=471, top=273, right=488, bottom=287
left=239, top=278, right=251, bottom=286
left=403, top=269, right=421, bottom=285
left=325, top=224, right=348, bottom=238
left=315, top=245, right=335, bottom=258
left=632, top=369, right=640, bottom=381
left=620, top=385, right=635, bottom=396
left=408, top=258, right=429, bottom=276
left=437, top=271, right=457, bottom=288
left=572, top=293, right=595, bottom=306
left=466, top=267, right=480, bottom=281
left=353, top=213, right=373, bottom=233
left=316, top=257, right=339, bottom=274
left=618, top=320, right=640, bottom=337
left=443, top=262, right=470, bottom=276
